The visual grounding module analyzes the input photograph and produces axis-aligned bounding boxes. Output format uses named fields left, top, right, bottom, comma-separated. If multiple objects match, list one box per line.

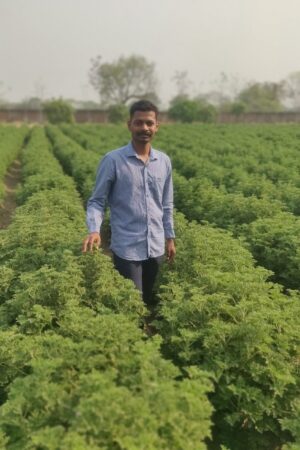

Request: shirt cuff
left=164, top=229, right=175, bottom=239
left=86, top=217, right=102, bottom=234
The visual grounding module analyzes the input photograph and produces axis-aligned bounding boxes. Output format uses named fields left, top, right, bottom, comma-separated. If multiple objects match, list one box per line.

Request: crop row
left=173, top=171, right=300, bottom=290
left=56, top=126, right=300, bottom=289
left=47, top=125, right=101, bottom=203
left=60, top=123, right=300, bottom=211
left=0, top=126, right=28, bottom=202
left=60, top=123, right=128, bottom=154
left=158, top=124, right=300, bottom=187
left=158, top=126, right=300, bottom=290
left=0, top=127, right=212, bottom=449
left=47, top=125, right=300, bottom=449
left=155, top=212, right=300, bottom=449
left=66, top=123, right=300, bottom=215
left=157, top=124, right=300, bottom=216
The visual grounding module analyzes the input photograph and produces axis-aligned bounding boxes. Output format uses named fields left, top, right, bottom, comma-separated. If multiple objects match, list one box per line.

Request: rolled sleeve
left=86, top=155, right=115, bottom=233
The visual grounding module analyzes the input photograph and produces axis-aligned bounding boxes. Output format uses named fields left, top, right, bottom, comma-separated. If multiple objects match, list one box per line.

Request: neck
left=132, top=140, right=151, bottom=156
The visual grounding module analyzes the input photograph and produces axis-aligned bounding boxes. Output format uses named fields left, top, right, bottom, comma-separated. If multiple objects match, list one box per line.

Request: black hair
left=129, top=100, right=158, bottom=119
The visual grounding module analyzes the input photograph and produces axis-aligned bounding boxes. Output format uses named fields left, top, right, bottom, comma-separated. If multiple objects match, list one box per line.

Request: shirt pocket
left=148, top=174, right=164, bottom=201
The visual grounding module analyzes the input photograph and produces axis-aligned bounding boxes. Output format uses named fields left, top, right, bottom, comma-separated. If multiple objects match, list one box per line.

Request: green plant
left=168, top=98, right=216, bottom=123
left=0, top=125, right=214, bottom=449
left=230, top=101, right=247, bottom=115
left=107, top=103, right=128, bottom=123
left=169, top=98, right=199, bottom=122
left=43, top=99, right=74, bottom=124
left=156, top=213, right=300, bottom=449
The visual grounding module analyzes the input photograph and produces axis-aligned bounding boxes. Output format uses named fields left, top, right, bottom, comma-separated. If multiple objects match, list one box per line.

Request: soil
left=0, top=159, right=22, bottom=229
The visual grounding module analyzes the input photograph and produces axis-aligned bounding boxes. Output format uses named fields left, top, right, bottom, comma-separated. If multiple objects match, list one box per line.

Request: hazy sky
left=1, top=0, right=300, bottom=107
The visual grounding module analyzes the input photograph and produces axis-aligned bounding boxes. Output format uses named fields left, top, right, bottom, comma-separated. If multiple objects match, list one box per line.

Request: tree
left=237, top=81, right=284, bottom=112
left=168, top=97, right=216, bottom=123
left=17, top=97, right=43, bottom=109
left=168, top=97, right=198, bottom=123
left=197, top=101, right=217, bottom=123
left=107, top=103, right=128, bottom=123
left=199, top=72, right=246, bottom=108
left=172, top=70, right=191, bottom=98
left=43, top=99, right=74, bottom=124
left=229, top=101, right=247, bottom=115
left=89, top=55, right=159, bottom=106
left=281, top=71, right=300, bottom=111
left=73, top=100, right=100, bottom=110
left=220, top=100, right=247, bottom=115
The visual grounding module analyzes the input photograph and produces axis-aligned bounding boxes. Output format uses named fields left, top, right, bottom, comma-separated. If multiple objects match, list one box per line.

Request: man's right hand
left=82, top=232, right=101, bottom=253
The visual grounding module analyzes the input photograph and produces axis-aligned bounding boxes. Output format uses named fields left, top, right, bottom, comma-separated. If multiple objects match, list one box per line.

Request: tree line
left=2, top=54, right=300, bottom=123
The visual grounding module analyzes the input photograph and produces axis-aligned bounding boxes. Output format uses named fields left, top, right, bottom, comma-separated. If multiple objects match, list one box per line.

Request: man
left=82, top=100, right=175, bottom=305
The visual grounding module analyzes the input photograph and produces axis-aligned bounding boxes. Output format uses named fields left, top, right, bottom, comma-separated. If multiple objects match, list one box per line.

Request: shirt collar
left=125, top=141, right=158, bottom=161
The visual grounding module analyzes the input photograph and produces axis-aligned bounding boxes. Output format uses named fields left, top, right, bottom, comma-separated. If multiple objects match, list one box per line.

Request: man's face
left=127, top=110, right=159, bottom=144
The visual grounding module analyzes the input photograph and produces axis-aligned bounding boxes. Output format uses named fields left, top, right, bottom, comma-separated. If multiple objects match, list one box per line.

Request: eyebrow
left=132, top=119, right=156, bottom=124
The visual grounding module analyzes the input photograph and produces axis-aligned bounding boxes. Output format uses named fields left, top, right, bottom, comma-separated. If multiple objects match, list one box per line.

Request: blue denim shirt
left=86, top=142, right=175, bottom=261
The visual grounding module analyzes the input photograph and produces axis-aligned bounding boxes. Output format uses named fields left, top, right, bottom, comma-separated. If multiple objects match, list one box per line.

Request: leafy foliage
left=2, top=123, right=300, bottom=449
left=156, top=213, right=300, bottom=449
left=237, top=82, right=284, bottom=112
left=0, top=126, right=28, bottom=203
left=89, top=54, right=159, bottom=106
left=46, top=125, right=100, bottom=203
left=244, top=212, right=300, bottom=289
left=0, top=126, right=213, bottom=449
left=282, top=399, right=300, bottom=449
left=58, top=123, right=300, bottom=448
left=107, top=103, right=129, bottom=123
left=43, top=99, right=74, bottom=124
left=169, top=97, right=217, bottom=123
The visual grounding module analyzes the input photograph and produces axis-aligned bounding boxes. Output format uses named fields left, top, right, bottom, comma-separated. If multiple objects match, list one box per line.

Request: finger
left=88, top=238, right=95, bottom=252
left=82, top=239, right=88, bottom=253
left=89, top=237, right=100, bottom=251
left=169, top=250, right=175, bottom=263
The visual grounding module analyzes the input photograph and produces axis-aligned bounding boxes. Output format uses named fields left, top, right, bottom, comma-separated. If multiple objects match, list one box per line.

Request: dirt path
left=0, top=160, right=22, bottom=229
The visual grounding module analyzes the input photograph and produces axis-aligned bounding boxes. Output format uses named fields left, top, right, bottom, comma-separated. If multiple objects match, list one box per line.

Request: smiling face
left=127, top=110, right=159, bottom=146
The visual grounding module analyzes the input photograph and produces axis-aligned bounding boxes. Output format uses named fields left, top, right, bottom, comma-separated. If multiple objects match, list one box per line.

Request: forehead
left=130, top=110, right=157, bottom=122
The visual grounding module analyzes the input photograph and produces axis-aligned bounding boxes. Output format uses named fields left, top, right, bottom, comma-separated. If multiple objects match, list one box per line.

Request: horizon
left=1, top=0, right=300, bottom=108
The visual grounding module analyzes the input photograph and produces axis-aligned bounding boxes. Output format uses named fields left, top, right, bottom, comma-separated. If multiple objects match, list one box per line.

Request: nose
left=141, top=122, right=148, bottom=130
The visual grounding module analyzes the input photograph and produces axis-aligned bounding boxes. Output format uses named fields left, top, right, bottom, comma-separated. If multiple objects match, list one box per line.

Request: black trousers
left=113, top=253, right=164, bottom=306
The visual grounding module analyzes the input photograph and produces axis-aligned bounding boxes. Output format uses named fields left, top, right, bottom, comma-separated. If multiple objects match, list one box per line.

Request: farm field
left=0, top=123, right=299, bottom=449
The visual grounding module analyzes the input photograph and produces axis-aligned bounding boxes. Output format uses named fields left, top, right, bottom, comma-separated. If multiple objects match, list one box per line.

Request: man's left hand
left=166, top=239, right=176, bottom=263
